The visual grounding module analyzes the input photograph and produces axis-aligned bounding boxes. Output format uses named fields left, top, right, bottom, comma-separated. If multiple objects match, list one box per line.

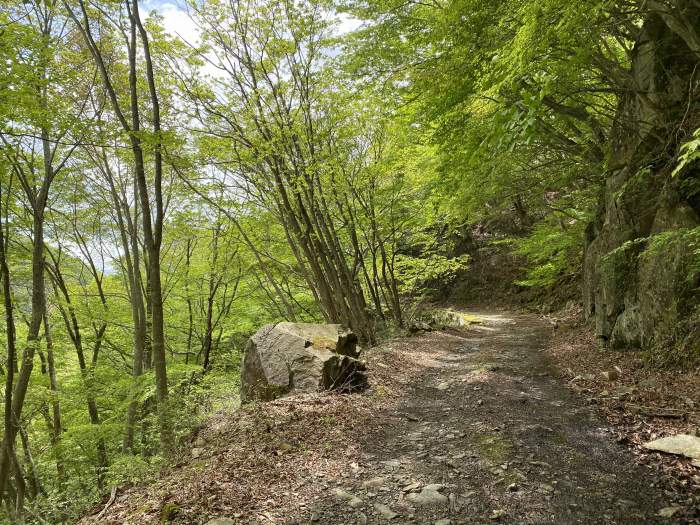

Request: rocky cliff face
left=583, top=4, right=700, bottom=363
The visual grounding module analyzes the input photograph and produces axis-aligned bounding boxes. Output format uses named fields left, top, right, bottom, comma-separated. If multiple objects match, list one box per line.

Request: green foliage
left=395, top=254, right=470, bottom=296
left=339, top=0, right=613, bottom=295
left=639, top=228, right=700, bottom=365
left=672, top=128, right=700, bottom=177
left=2, top=0, right=698, bottom=521
left=106, top=454, right=163, bottom=488
left=601, top=238, right=648, bottom=266
left=514, top=214, right=588, bottom=288
left=641, top=227, right=700, bottom=287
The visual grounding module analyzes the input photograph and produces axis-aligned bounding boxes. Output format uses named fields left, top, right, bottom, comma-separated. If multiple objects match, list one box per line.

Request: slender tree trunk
left=42, top=313, right=65, bottom=487
left=202, top=225, right=220, bottom=371
left=184, top=238, right=194, bottom=365
left=18, top=426, right=41, bottom=498
left=143, top=270, right=152, bottom=371
left=67, top=0, right=174, bottom=453
left=0, top=179, right=18, bottom=508
left=98, top=149, right=146, bottom=453
left=131, top=0, right=173, bottom=453
left=9, top=449, right=25, bottom=521
left=46, top=255, right=108, bottom=492
left=0, top=208, right=46, bottom=510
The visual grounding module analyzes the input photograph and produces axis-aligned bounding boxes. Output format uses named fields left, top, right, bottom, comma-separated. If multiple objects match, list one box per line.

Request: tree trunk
left=67, top=0, right=174, bottom=453
left=46, top=256, right=108, bottom=492
left=18, top=426, right=41, bottom=498
left=0, top=178, right=18, bottom=507
left=131, top=0, right=173, bottom=453
left=42, top=313, right=65, bottom=487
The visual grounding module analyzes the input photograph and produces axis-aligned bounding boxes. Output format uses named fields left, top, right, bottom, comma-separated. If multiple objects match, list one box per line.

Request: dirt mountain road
left=310, top=311, right=679, bottom=524
left=83, top=311, right=694, bottom=525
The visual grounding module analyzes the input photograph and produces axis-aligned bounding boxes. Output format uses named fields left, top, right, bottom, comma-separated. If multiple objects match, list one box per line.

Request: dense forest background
left=0, top=0, right=698, bottom=522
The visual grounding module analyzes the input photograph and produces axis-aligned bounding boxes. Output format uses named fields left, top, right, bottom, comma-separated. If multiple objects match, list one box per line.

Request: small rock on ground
left=405, top=484, right=448, bottom=506
left=333, top=489, right=364, bottom=509
left=374, top=503, right=398, bottom=520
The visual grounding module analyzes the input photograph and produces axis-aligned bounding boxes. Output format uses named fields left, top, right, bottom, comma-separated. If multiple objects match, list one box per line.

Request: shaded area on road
left=312, top=311, right=671, bottom=524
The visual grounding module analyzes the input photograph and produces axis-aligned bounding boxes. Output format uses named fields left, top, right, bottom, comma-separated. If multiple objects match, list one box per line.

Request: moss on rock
left=638, top=227, right=700, bottom=364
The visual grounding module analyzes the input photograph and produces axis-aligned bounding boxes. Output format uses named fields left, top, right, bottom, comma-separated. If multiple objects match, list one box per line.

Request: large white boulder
left=240, top=322, right=367, bottom=402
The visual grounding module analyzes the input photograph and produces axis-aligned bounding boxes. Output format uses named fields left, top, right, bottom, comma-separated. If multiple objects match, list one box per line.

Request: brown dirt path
left=308, top=311, right=680, bottom=524
left=82, top=311, right=691, bottom=524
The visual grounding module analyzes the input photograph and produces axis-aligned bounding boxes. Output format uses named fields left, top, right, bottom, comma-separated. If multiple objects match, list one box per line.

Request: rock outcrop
left=582, top=6, right=700, bottom=361
left=240, top=322, right=367, bottom=402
